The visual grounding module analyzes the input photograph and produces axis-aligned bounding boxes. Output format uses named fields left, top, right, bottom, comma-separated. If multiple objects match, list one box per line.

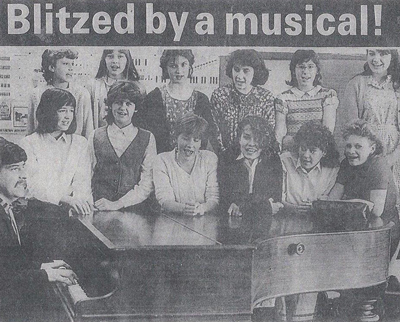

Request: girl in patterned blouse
left=275, top=50, right=339, bottom=150
left=210, top=49, right=274, bottom=153
left=136, top=49, right=218, bottom=153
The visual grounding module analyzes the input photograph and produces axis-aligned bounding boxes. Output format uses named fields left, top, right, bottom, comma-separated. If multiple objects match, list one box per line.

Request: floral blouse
left=210, top=83, right=275, bottom=151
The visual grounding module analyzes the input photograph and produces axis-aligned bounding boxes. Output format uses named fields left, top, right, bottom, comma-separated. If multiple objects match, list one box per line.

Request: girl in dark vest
left=88, top=81, right=156, bottom=211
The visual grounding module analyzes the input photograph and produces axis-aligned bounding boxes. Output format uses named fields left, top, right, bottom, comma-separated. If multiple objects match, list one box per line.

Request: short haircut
left=105, top=81, right=144, bottom=125
left=225, top=49, right=269, bottom=86
left=0, top=137, right=27, bottom=169
left=342, top=119, right=384, bottom=156
left=160, top=49, right=195, bottom=81
left=172, top=113, right=208, bottom=143
left=36, top=88, right=77, bottom=134
left=41, top=49, right=78, bottom=85
left=237, top=115, right=279, bottom=159
left=95, top=49, right=140, bottom=81
left=287, top=50, right=322, bottom=87
left=293, top=121, right=340, bottom=168
left=361, top=49, right=400, bottom=88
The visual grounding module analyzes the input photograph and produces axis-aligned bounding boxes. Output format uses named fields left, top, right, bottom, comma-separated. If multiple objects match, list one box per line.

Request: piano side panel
left=75, top=247, right=253, bottom=319
left=252, top=227, right=391, bottom=307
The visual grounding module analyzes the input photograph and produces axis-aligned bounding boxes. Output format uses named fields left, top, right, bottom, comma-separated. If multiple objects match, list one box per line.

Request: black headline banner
left=1, top=0, right=400, bottom=46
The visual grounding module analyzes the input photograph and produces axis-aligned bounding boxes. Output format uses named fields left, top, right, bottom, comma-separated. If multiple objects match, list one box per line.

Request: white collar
left=291, top=85, right=322, bottom=98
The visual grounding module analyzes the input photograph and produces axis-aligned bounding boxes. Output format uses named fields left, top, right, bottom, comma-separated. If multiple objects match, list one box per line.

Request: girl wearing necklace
left=136, top=49, right=219, bottom=153
left=86, top=49, right=145, bottom=129
left=153, top=113, right=219, bottom=216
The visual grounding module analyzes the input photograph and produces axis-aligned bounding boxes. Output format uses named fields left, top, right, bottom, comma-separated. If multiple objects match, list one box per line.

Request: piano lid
left=77, top=210, right=221, bottom=250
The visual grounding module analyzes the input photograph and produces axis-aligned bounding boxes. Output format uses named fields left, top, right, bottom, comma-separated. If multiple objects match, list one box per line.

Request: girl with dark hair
left=28, top=48, right=93, bottom=139
left=20, top=88, right=93, bottom=216
left=272, top=121, right=340, bottom=322
left=219, top=115, right=283, bottom=225
left=275, top=49, right=339, bottom=150
left=88, top=81, right=156, bottom=211
left=210, top=49, right=274, bottom=152
left=342, top=48, right=400, bottom=197
left=86, top=49, right=145, bottom=129
left=153, top=113, right=219, bottom=216
left=137, top=49, right=218, bottom=153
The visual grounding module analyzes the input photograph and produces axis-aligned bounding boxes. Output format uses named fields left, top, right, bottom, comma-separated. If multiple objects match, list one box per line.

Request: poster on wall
left=13, top=105, right=28, bottom=127
left=0, top=99, right=11, bottom=120
left=1, top=0, right=400, bottom=321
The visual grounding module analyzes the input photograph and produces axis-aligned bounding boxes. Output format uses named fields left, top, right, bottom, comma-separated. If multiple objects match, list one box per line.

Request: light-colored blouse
left=153, top=150, right=219, bottom=209
left=20, top=132, right=92, bottom=205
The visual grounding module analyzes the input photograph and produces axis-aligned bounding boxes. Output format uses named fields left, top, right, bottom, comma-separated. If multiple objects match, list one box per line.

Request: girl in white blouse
left=20, top=88, right=93, bottom=216
left=153, top=113, right=219, bottom=216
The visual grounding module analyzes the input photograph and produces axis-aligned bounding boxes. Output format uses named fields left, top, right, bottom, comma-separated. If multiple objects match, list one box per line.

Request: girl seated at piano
left=219, top=115, right=283, bottom=231
left=88, top=81, right=156, bottom=211
left=153, top=113, right=219, bottom=216
left=272, top=121, right=340, bottom=322
left=20, top=88, right=93, bottom=216
left=329, top=120, right=400, bottom=256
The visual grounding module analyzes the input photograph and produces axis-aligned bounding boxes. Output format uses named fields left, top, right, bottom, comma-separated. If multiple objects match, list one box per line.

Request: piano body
left=25, top=201, right=392, bottom=321
left=40, top=209, right=256, bottom=322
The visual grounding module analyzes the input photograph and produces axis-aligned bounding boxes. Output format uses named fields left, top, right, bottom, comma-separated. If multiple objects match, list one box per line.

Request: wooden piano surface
left=27, top=201, right=391, bottom=322
left=51, top=208, right=255, bottom=322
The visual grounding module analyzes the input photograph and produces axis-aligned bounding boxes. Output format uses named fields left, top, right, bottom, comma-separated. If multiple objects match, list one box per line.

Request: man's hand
left=40, top=260, right=70, bottom=270
left=44, top=267, right=78, bottom=285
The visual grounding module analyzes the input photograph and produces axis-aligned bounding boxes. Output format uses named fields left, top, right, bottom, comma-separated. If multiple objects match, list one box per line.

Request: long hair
left=35, top=88, right=77, bottom=134
left=286, top=50, right=322, bottom=87
left=225, top=49, right=269, bottom=86
left=95, top=49, right=140, bottom=81
left=361, top=49, right=400, bottom=89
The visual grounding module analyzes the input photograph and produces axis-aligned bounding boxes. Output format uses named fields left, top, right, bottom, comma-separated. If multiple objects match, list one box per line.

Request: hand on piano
left=61, top=195, right=94, bottom=216
left=94, top=198, right=122, bottom=211
left=43, top=266, right=78, bottom=286
left=228, top=203, right=242, bottom=217
left=41, top=259, right=71, bottom=270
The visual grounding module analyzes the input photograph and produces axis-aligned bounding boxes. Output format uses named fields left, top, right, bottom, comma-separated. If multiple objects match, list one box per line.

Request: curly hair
left=105, top=81, right=145, bottom=125
left=293, top=121, right=339, bottom=168
left=225, top=49, right=269, bottom=86
left=36, top=88, right=77, bottom=134
left=361, top=49, right=400, bottom=89
left=237, top=115, right=280, bottom=159
left=95, top=49, right=140, bottom=81
left=342, top=120, right=384, bottom=156
left=41, top=49, right=78, bottom=84
left=0, top=137, right=27, bottom=168
left=172, top=113, right=208, bottom=144
left=286, top=50, right=322, bottom=87
left=160, top=49, right=195, bottom=81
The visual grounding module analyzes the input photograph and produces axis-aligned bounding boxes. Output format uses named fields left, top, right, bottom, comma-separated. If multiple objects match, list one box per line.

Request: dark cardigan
left=219, top=149, right=283, bottom=240
left=135, top=87, right=219, bottom=153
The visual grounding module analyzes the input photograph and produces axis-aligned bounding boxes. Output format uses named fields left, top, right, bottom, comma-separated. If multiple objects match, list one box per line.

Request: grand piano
left=24, top=201, right=391, bottom=322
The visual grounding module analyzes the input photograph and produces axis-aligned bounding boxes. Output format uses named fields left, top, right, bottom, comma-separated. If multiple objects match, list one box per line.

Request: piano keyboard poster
left=0, top=0, right=400, bottom=320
